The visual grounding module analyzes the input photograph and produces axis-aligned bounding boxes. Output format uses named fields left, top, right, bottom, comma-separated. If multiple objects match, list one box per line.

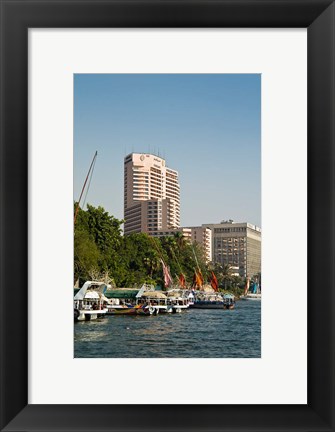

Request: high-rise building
left=185, top=226, right=212, bottom=262
left=203, top=221, right=261, bottom=278
left=124, top=153, right=180, bottom=235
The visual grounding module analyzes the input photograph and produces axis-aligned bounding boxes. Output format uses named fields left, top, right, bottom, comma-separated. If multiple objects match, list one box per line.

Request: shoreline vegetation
left=74, top=203, right=258, bottom=296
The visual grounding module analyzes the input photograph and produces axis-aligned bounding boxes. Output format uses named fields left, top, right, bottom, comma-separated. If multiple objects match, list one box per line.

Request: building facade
left=186, top=226, right=212, bottom=262
left=152, top=227, right=192, bottom=239
left=204, top=221, right=261, bottom=278
left=124, top=153, right=180, bottom=235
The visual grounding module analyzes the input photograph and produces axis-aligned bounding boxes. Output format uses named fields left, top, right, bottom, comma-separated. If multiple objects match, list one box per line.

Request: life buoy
left=148, top=306, right=155, bottom=315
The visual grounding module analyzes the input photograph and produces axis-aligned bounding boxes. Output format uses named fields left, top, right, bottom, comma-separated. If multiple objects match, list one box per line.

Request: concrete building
left=152, top=227, right=191, bottom=239
left=152, top=226, right=212, bottom=263
left=124, top=153, right=180, bottom=235
left=185, top=226, right=212, bottom=262
left=203, top=220, right=261, bottom=278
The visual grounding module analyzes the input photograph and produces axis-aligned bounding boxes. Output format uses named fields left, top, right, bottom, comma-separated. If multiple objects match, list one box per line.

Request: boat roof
left=135, top=283, right=155, bottom=298
left=105, top=290, right=139, bottom=299
left=141, top=291, right=167, bottom=299
left=84, top=291, right=100, bottom=299
left=74, top=281, right=110, bottom=300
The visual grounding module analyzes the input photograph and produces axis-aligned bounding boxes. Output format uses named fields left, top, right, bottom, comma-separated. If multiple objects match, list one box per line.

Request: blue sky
left=74, top=74, right=261, bottom=228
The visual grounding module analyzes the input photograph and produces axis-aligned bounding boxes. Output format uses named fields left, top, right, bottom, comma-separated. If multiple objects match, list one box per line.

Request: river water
left=74, top=300, right=261, bottom=358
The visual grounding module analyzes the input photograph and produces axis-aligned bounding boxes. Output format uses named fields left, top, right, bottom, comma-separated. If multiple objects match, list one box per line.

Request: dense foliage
left=74, top=204, right=257, bottom=292
left=74, top=204, right=208, bottom=288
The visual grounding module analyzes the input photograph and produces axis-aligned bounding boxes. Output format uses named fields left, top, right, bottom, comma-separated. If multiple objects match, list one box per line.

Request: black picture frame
left=1, top=1, right=334, bottom=431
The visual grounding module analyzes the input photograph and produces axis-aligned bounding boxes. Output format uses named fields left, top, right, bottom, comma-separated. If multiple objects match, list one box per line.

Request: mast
left=74, top=151, right=97, bottom=225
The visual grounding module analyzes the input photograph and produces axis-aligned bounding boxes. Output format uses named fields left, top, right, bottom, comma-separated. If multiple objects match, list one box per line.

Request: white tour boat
left=74, top=281, right=109, bottom=321
left=166, top=289, right=190, bottom=313
left=136, top=285, right=171, bottom=314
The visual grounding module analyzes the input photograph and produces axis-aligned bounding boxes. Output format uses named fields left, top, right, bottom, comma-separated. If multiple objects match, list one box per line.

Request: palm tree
left=212, top=263, right=232, bottom=290
left=173, top=231, right=188, bottom=254
left=222, top=264, right=233, bottom=290
left=143, top=251, right=160, bottom=277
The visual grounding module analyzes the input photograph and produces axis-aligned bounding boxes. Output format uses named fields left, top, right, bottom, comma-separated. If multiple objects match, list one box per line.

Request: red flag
left=179, top=273, right=186, bottom=289
left=161, top=260, right=173, bottom=288
left=199, top=271, right=204, bottom=286
left=210, top=271, right=219, bottom=292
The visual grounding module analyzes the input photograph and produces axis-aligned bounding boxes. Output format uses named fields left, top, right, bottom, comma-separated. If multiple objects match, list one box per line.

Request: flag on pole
left=179, top=273, right=186, bottom=289
left=161, top=260, right=173, bottom=288
left=210, top=271, right=219, bottom=292
left=192, top=270, right=203, bottom=288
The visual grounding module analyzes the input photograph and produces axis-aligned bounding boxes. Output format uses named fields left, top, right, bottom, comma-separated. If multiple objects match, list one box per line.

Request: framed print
left=29, top=29, right=306, bottom=405
left=0, top=1, right=334, bottom=431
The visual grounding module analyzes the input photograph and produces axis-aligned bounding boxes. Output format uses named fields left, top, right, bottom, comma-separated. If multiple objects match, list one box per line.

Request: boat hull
left=107, top=306, right=150, bottom=316
left=107, top=308, right=137, bottom=315
left=75, top=309, right=107, bottom=321
left=190, top=301, right=224, bottom=309
left=241, top=294, right=261, bottom=301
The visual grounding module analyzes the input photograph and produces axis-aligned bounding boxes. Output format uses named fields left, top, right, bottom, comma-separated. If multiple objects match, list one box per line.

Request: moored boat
left=107, top=304, right=151, bottom=315
left=167, top=297, right=189, bottom=313
left=136, top=290, right=170, bottom=314
left=190, top=292, right=225, bottom=309
left=186, top=290, right=195, bottom=306
left=166, top=289, right=190, bottom=312
left=74, top=281, right=109, bottom=321
left=241, top=293, right=261, bottom=300
left=223, top=293, right=235, bottom=309
left=190, top=300, right=224, bottom=309
left=240, top=276, right=261, bottom=301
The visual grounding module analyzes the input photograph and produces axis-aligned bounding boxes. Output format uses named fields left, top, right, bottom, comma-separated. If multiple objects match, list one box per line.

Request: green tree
left=73, top=204, right=213, bottom=289
left=74, top=203, right=124, bottom=285
left=74, top=227, right=100, bottom=285
left=86, top=204, right=123, bottom=253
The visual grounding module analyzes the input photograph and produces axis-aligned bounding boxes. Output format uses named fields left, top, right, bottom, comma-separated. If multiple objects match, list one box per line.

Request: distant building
left=152, top=227, right=192, bottom=239
left=152, top=226, right=212, bottom=263
left=185, top=226, right=212, bottom=262
left=203, top=220, right=261, bottom=278
left=124, top=153, right=180, bottom=235
left=230, top=266, right=240, bottom=276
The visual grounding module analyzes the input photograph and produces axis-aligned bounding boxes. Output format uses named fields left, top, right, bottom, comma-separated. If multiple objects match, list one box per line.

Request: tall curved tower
left=124, top=153, right=180, bottom=235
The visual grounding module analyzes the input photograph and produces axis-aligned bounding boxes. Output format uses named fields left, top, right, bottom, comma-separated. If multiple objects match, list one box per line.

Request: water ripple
left=74, top=301, right=261, bottom=358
